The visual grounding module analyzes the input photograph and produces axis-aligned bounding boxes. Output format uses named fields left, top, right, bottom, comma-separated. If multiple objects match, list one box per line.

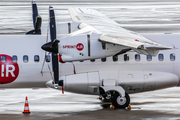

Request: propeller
left=26, top=0, right=42, bottom=35
left=41, top=6, right=64, bottom=93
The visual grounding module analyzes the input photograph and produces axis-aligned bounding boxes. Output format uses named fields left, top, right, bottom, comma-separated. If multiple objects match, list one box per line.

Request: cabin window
left=1, top=56, right=6, bottom=63
left=147, top=55, right=152, bottom=61
left=12, top=55, right=17, bottom=63
left=158, top=54, right=164, bottom=61
left=113, top=55, right=118, bottom=62
left=101, top=43, right=106, bottom=50
left=34, top=55, right=40, bottom=62
left=170, top=53, right=175, bottom=61
left=101, top=58, right=106, bottom=62
left=23, top=55, right=28, bottom=63
left=135, top=54, right=140, bottom=61
left=124, top=54, right=129, bottom=61
left=45, top=55, right=51, bottom=62
left=90, top=59, right=95, bottom=62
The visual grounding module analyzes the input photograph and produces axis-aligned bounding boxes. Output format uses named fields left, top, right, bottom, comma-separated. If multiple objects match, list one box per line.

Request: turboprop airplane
left=0, top=0, right=180, bottom=108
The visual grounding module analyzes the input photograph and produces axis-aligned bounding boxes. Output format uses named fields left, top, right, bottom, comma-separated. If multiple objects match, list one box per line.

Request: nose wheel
left=111, top=92, right=130, bottom=108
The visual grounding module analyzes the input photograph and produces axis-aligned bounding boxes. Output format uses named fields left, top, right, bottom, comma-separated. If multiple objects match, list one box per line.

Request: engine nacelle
left=46, top=72, right=100, bottom=95
left=58, top=34, right=126, bottom=62
left=46, top=71, right=179, bottom=95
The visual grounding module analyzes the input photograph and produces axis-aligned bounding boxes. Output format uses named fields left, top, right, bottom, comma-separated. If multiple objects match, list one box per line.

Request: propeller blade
left=41, top=5, right=62, bottom=90
left=32, top=0, right=38, bottom=29
left=26, top=0, right=41, bottom=34
left=49, top=6, right=59, bottom=88
left=52, top=53, right=59, bottom=85
left=49, top=6, right=56, bottom=41
left=35, top=15, right=42, bottom=33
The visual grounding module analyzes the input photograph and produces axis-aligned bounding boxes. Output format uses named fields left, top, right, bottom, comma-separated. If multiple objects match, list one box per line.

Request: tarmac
left=1, top=87, right=180, bottom=120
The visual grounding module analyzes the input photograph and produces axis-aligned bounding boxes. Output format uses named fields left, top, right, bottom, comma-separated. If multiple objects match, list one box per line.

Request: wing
left=68, top=8, right=173, bottom=56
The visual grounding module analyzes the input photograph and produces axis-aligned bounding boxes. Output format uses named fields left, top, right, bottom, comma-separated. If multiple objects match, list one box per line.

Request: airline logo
left=0, top=54, right=19, bottom=84
left=76, top=43, right=84, bottom=51
left=63, top=43, right=84, bottom=51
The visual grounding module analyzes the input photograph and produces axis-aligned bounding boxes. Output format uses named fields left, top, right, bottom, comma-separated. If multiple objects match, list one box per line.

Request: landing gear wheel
left=111, top=92, right=130, bottom=109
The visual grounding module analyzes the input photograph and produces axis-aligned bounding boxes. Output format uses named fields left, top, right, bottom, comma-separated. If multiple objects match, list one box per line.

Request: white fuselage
left=0, top=33, right=180, bottom=95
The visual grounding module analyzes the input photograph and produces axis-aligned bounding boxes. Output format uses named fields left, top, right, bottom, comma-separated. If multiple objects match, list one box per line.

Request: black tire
left=111, top=92, right=130, bottom=108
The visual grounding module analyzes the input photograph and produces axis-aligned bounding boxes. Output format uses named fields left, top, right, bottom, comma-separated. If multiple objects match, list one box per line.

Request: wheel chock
left=99, top=96, right=102, bottom=100
left=127, top=104, right=131, bottom=110
left=110, top=105, right=115, bottom=109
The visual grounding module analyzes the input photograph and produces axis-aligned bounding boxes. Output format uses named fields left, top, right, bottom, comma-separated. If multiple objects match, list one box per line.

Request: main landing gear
left=111, top=92, right=130, bottom=108
left=99, top=86, right=130, bottom=109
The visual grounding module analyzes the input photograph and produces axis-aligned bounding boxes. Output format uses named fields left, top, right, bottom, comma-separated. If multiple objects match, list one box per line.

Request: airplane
left=0, top=0, right=180, bottom=108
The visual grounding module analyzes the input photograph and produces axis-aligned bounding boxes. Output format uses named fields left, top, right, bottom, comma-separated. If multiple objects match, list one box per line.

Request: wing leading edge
left=68, top=8, right=174, bottom=56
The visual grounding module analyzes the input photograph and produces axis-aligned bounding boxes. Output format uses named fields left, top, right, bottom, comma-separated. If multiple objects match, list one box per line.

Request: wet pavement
left=1, top=87, right=180, bottom=119
left=1, top=0, right=180, bottom=34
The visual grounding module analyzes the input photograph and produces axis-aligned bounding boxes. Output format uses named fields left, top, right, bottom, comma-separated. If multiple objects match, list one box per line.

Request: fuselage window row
left=93, top=53, right=175, bottom=62
left=0, top=53, right=176, bottom=63
left=0, top=55, right=41, bottom=63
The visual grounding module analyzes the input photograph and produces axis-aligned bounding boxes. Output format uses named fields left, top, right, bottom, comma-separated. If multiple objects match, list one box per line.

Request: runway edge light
left=23, top=96, right=31, bottom=114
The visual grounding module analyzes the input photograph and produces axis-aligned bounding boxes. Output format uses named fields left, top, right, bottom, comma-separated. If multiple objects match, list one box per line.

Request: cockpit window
left=124, top=54, right=129, bottom=61
left=135, top=54, right=140, bottom=61
left=12, top=55, right=17, bottom=63
left=1, top=56, right=6, bottom=63
left=158, top=54, right=164, bottom=61
left=170, top=53, right=175, bottom=61
left=23, top=55, right=28, bottom=63
left=34, top=55, right=40, bottom=62
left=147, top=55, right=152, bottom=61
